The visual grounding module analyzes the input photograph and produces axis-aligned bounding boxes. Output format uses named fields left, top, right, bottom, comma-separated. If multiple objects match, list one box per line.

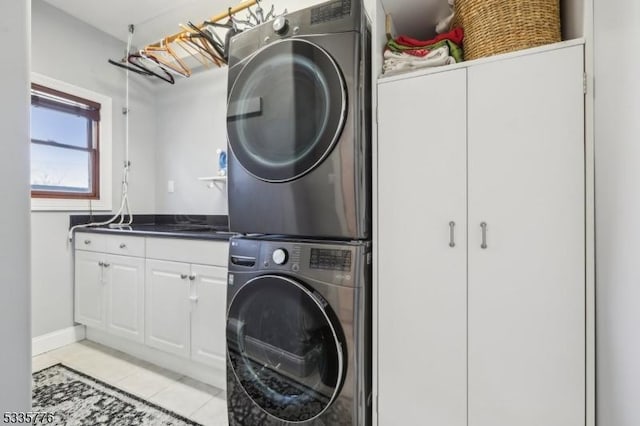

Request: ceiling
left=41, top=0, right=445, bottom=46
left=41, top=0, right=249, bottom=46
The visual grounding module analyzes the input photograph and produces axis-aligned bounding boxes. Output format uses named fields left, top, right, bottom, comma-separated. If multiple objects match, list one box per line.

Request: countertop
left=70, top=214, right=235, bottom=241
left=74, top=224, right=236, bottom=241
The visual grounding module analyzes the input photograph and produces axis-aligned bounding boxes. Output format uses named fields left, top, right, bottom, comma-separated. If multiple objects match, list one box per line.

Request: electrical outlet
left=168, top=180, right=175, bottom=193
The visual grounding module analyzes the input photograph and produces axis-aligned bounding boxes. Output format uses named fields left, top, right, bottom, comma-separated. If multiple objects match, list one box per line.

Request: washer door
left=227, top=39, right=347, bottom=182
left=227, top=275, right=345, bottom=422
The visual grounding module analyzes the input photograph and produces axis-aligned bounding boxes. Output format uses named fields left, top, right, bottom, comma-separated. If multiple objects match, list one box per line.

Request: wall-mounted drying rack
left=108, top=0, right=283, bottom=84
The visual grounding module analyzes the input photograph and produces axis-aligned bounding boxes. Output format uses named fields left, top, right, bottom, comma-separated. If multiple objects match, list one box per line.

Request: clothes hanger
left=127, top=53, right=175, bottom=84
left=186, top=21, right=226, bottom=64
left=144, top=39, right=192, bottom=78
left=108, top=58, right=153, bottom=76
left=186, top=34, right=223, bottom=67
left=178, top=23, right=223, bottom=66
left=175, top=36, right=212, bottom=68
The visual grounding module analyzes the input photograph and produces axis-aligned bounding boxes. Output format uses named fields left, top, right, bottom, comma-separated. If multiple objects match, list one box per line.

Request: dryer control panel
left=310, top=0, right=352, bottom=25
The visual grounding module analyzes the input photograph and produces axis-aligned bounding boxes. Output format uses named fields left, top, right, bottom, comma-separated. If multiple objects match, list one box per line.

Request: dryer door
left=227, top=274, right=345, bottom=422
left=226, top=39, right=347, bottom=182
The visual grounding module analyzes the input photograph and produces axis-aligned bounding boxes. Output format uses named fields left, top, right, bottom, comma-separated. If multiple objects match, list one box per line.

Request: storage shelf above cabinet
left=378, top=38, right=585, bottom=84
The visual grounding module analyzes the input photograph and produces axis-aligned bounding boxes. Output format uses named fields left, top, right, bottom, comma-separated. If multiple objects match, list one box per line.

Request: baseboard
left=85, top=327, right=226, bottom=390
left=32, top=325, right=86, bottom=356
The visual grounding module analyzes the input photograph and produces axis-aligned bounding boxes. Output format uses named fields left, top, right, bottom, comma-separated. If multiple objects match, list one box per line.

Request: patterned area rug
left=33, top=364, right=202, bottom=426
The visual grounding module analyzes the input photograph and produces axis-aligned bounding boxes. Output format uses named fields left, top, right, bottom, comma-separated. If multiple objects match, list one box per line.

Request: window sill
left=31, top=197, right=113, bottom=212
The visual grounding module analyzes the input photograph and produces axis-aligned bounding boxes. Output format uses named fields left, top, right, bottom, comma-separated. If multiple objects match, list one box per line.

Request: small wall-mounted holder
left=198, top=176, right=227, bottom=189
left=217, top=148, right=227, bottom=176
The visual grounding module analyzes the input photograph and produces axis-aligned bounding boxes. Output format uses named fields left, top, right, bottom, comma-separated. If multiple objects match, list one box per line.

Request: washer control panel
left=229, top=237, right=368, bottom=288
left=272, top=248, right=288, bottom=265
left=309, top=248, right=352, bottom=271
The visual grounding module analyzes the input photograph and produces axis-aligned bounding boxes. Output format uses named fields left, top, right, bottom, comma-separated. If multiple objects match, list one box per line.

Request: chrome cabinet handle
left=180, top=274, right=188, bottom=280
left=103, top=263, right=110, bottom=268
left=480, top=222, right=488, bottom=249
left=98, top=261, right=104, bottom=267
left=188, top=274, right=196, bottom=281
left=119, top=243, right=127, bottom=249
left=449, top=221, right=456, bottom=247
left=84, top=240, right=91, bottom=245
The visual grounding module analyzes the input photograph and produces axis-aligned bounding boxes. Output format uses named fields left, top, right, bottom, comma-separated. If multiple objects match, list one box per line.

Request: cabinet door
left=75, top=250, right=105, bottom=329
left=377, top=69, right=468, bottom=426
left=190, top=264, right=227, bottom=367
left=145, top=259, right=191, bottom=357
left=467, top=46, right=585, bottom=426
left=105, top=254, right=145, bottom=343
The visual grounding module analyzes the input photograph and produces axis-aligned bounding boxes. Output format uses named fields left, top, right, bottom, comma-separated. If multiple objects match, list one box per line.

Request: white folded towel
left=383, top=45, right=456, bottom=76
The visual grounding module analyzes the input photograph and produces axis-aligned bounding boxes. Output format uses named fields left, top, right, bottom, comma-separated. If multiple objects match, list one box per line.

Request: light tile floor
left=32, top=340, right=228, bottom=426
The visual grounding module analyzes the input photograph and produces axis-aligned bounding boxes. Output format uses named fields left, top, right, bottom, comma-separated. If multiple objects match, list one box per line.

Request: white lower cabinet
left=105, top=255, right=145, bottom=343
left=378, top=44, right=586, bottom=426
left=190, top=264, right=227, bottom=366
left=75, top=250, right=106, bottom=329
left=75, top=233, right=229, bottom=385
left=75, top=250, right=144, bottom=342
left=145, top=260, right=228, bottom=364
left=145, top=259, right=191, bottom=356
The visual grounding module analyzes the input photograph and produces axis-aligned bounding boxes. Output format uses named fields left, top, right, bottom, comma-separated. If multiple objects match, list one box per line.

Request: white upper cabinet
left=377, top=44, right=586, bottom=426
left=378, top=68, right=468, bottom=426
left=467, top=44, right=585, bottom=426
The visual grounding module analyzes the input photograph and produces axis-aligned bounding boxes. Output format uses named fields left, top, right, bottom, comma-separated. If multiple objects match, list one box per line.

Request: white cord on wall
left=67, top=25, right=136, bottom=242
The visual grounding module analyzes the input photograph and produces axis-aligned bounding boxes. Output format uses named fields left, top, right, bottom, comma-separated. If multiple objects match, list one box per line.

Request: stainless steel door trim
left=226, top=273, right=345, bottom=422
left=226, top=38, right=348, bottom=183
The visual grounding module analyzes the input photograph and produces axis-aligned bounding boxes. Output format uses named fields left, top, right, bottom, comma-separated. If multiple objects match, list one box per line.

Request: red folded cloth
left=395, top=27, right=464, bottom=48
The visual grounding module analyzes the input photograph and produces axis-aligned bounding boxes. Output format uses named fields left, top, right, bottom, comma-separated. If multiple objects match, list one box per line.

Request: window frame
left=30, top=73, right=112, bottom=211
left=30, top=82, right=101, bottom=200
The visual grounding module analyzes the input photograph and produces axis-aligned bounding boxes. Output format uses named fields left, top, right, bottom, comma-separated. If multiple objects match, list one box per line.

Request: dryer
left=226, top=236, right=371, bottom=425
left=226, top=0, right=371, bottom=239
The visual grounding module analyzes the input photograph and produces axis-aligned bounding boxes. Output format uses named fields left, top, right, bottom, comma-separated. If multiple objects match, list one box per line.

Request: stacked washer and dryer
left=224, top=0, right=372, bottom=425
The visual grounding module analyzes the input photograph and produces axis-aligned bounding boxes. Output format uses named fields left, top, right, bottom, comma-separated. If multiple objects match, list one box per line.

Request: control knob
left=272, top=248, right=288, bottom=265
left=273, top=16, right=289, bottom=35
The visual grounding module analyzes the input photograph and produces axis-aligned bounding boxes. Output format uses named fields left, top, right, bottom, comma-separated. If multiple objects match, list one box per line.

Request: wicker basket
left=454, top=0, right=561, bottom=60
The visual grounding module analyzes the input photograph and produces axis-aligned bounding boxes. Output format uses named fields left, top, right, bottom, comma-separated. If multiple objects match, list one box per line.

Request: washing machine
left=225, top=236, right=371, bottom=425
left=226, top=0, right=371, bottom=240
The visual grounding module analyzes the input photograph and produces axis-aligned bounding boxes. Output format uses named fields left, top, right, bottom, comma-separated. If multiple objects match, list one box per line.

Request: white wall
left=595, top=0, right=640, bottom=425
left=30, top=0, right=157, bottom=337
left=0, top=0, right=32, bottom=411
left=154, top=69, right=229, bottom=214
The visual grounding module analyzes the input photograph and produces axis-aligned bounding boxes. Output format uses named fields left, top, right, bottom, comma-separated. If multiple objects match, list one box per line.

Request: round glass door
left=226, top=39, right=347, bottom=182
left=227, top=275, right=345, bottom=422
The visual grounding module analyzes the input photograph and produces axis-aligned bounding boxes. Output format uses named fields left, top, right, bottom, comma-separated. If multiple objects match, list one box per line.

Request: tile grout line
left=187, top=396, right=217, bottom=419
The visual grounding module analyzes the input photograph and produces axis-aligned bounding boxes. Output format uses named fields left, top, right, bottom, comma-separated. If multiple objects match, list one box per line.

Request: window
left=30, top=73, right=112, bottom=211
left=31, top=83, right=100, bottom=198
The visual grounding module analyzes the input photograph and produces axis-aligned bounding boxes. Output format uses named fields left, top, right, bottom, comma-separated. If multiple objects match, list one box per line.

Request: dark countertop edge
left=74, top=227, right=235, bottom=242
left=69, top=214, right=229, bottom=228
